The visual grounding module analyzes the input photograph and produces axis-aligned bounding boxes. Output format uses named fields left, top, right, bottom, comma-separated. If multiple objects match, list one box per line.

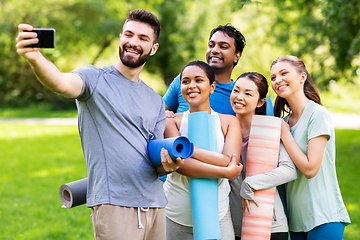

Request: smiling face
left=118, top=21, right=159, bottom=68
left=270, top=61, right=306, bottom=99
left=180, top=65, right=215, bottom=110
left=230, top=77, right=264, bottom=116
left=206, top=31, right=240, bottom=73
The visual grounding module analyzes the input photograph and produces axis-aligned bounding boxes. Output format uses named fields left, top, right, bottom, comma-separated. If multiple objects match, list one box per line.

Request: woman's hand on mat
left=225, top=154, right=243, bottom=180
left=241, top=198, right=259, bottom=214
left=161, top=148, right=184, bottom=172
left=280, top=119, right=291, bottom=140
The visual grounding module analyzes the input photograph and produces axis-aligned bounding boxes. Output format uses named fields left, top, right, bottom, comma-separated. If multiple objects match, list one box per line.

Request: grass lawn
left=334, top=129, right=360, bottom=239
left=0, top=121, right=359, bottom=239
left=0, top=122, right=93, bottom=239
left=0, top=103, right=78, bottom=118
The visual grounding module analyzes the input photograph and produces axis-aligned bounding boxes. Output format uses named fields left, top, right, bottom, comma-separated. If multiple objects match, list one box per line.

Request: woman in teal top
left=270, top=55, right=351, bottom=240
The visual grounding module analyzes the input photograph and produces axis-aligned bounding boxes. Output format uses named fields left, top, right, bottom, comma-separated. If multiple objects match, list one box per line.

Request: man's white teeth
left=126, top=49, right=139, bottom=54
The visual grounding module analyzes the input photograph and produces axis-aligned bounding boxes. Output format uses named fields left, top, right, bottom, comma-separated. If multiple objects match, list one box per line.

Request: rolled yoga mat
left=148, top=136, right=194, bottom=167
left=59, top=177, right=87, bottom=208
left=188, top=111, right=221, bottom=240
left=59, top=137, right=193, bottom=207
left=241, top=115, right=281, bottom=240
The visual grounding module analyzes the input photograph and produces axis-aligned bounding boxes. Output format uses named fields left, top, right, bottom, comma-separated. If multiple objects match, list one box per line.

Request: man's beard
left=119, top=45, right=152, bottom=68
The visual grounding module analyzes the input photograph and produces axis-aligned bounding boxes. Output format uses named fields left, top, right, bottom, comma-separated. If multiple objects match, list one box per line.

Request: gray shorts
left=91, top=204, right=166, bottom=240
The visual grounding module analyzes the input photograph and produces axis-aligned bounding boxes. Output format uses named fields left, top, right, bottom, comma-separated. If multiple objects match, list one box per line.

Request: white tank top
left=163, top=110, right=230, bottom=227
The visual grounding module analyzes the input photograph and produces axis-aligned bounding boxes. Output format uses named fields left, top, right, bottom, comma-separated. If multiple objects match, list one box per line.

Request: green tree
left=0, top=0, right=247, bottom=107
left=149, top=0, right=235, bottom=85
left=1, top=0, right=127, bottom=107
left=268, top=0, right=360, bottom=87
left=321, top=0, right=360, bottom=72
left=0, top=0, right=157, bottom=107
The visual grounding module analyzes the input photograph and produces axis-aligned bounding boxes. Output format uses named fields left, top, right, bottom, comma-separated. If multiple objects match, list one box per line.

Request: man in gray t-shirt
left=16, top=9, right=183, bottom=240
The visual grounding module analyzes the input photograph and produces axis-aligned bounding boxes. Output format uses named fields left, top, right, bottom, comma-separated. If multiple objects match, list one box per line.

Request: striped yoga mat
left=241, top=115, right=281, bottom=240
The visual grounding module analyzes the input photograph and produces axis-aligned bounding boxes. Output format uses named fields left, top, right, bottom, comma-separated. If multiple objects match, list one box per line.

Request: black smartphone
left=25, top=28, right=56, bottom=48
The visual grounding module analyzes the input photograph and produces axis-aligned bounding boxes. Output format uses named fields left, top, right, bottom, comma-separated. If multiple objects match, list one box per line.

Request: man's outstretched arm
left=16, top=23, right=83, bottom=98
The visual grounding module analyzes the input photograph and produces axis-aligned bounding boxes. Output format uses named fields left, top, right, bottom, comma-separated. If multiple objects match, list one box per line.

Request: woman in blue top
left=270, top=55, right=351, bottom=240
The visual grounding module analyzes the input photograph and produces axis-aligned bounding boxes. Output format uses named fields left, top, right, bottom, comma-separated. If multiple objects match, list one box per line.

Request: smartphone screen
left=26, top=28, right=56, bottom=48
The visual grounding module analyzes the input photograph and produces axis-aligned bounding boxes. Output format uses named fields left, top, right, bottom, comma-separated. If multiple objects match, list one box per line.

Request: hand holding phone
left=25, top=28, right=56, bottom=48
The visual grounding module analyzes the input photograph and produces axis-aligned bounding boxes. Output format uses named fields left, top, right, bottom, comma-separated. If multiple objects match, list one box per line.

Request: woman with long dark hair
left=229, top=72, right=297, bottom=240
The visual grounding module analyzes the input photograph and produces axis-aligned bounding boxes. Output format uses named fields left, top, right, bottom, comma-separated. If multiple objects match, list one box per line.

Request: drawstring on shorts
left=137, top=207, right=149, bottom=228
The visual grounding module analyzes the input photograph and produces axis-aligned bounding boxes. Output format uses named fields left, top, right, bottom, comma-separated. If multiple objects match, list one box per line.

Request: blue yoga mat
left=266, top=97, right=274, bottom=116
left=188, top=111, right=221, bottom=240
left=148, top=136, right=194, bottom=167
left=59, top=137, right=194, bottom=207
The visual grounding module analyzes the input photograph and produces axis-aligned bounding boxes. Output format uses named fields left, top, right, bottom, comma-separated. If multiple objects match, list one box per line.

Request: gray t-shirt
left=284, top=100, right=350, bottom=231
left=72, top=64, right=167, bottom=208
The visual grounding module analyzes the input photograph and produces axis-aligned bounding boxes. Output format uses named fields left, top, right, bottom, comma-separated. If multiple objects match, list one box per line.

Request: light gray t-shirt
left=72, top=64, right=167, bottom=208
left=284, top=100, right=350, bottom=232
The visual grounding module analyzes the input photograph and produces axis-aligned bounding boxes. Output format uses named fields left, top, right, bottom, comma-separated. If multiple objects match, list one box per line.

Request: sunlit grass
left=335, top=129, right=360, bottom=240
left=0, top=122, right=358, bottom=239
left=0, top=122, right=78, bottom=139
left=0, top=122, right=92, bottom=239
left=0, top=103, right=78, bottom=118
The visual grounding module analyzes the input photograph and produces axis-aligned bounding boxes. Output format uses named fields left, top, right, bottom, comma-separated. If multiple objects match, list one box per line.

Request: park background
left=0, top=0, right=359, bottom=239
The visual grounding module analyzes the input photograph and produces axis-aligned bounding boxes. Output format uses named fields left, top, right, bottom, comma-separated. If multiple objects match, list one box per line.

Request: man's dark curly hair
left=209, top=24, right=246, bottom=66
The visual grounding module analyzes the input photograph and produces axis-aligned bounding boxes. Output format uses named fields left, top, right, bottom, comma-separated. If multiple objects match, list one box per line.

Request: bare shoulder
left=218, top=113, right=240, bottom=125
left=218, top=113, right=240, bottom=137
left=174, top=112, right=184, bottom=127
left=165, top=112, right=183, bottom=138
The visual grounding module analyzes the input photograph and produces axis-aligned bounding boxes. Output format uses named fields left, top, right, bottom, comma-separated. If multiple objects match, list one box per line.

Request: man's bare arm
left=16, top=23, right=83, bottom=98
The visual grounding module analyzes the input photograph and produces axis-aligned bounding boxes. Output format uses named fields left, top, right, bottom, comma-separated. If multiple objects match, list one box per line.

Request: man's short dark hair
left=209, top=24, right=246, bottom=66
left=126, top=9, right=161, bottom=42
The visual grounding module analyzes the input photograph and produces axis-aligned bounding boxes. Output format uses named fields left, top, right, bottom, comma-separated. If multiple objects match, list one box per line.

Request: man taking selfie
left=16, top=9, right=183, bottom=240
